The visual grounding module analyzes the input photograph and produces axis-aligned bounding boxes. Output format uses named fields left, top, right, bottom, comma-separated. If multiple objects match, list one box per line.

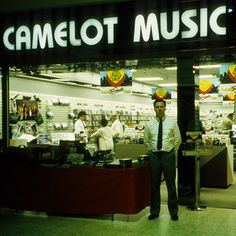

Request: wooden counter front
left=0, top=163, right=151, bottom=215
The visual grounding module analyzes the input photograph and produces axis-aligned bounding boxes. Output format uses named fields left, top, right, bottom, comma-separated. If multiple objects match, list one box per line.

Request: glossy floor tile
left=1, top=204, right=236, bottom=236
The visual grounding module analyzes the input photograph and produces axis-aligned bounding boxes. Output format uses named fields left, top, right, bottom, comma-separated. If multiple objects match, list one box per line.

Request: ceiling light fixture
left=165, top=66, right=177, bottom=70
left=165, top=64, right=221, bottom=70
left=134, top=77, right=164, bottom=81
left=158, top=83, right=177, bottom=87
left=198, top=74, right=217, bottom=78
left=193, top=64, right=220, bottom=69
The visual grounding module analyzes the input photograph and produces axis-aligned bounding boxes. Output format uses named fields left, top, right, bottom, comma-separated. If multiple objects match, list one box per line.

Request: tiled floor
left=1, top=204, right=236, bottom=236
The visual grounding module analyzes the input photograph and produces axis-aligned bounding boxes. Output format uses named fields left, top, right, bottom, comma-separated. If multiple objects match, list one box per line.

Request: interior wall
left=10, top=76, right=153, bottom=106
left=6, top=75, right=156, bottom=137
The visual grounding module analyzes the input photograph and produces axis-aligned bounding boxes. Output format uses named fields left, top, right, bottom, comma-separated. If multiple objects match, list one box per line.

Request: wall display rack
left=8, top=91, right=160, bottom=138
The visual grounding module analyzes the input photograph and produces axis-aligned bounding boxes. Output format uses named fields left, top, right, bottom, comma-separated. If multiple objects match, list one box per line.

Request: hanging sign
left=220, top=63, right=234, bottom=84
left=199, top=78, right=219, bottom=95
left=228, top=64, right=236, bottom=83
left=199, top=80, right=213, bottom=94
left=220, top=84, right=236, bottom=101
left=106, top=70, right=126, bottom=87
left=152, top=87, right=171, bottom=100
left=100, top=69, right=132, bottom=95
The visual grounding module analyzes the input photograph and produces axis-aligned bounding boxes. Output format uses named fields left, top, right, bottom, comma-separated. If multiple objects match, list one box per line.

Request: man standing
left=221, top=113, right=234, bottom=130
left=74, top=111, right=88, bottom=143
left=144, top=99, right=181, bottom=221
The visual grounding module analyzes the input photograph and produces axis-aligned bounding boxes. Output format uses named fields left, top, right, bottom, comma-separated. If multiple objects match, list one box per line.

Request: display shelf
left=8, top=91, right=157, bottom=137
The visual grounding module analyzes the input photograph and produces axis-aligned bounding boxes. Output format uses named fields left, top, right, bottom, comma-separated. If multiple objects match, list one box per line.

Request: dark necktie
left=157, top=118, right=162, bottom=150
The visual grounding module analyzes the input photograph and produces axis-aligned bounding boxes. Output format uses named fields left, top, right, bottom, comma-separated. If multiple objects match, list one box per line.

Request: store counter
left=0, top=163, right=151, bottom=215
left=200, top=145, right=234, bottom=188
left=115, top=144, right=147, bottom=160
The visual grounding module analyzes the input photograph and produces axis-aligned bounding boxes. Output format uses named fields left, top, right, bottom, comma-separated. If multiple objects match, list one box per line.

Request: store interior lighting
left=193, top=64, right=221, bottom=69
left=165, top=67, right=177, bottom=70
left=10, top=54, right=235, bottom=95
left=158, top=83, right=177, bottom=87
left=198, top=74, right=217, bottom=78
left=165, top=64, right=221, bottom=70
left=134, top=77, right=164, bottom=81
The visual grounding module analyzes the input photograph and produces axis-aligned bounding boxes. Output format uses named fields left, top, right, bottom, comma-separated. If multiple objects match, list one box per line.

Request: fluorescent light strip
left=165, top=64, right=220, bottom=70
left=165, top=67, right=177, bottom=70
left=135, top=77, right=164, bottom=81
left=199, top=74, right=217, bottom=78
left=193, top=64, right=220, bottom=69
left=158, top=83, right=177, bottom=87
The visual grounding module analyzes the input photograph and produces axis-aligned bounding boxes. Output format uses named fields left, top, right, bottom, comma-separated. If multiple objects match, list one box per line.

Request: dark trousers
left=149, top=149, right=178, bottom=216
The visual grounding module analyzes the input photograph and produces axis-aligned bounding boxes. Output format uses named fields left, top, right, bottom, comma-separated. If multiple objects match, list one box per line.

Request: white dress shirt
left=74, top=119, right=86, bottom=134
left=221, top=117, right=233, bottom=130
left=91, top=126, right=114, bottom=151
left=144, top=116, right=182, bottom=152
left=111, top=119, right=123, bottom=137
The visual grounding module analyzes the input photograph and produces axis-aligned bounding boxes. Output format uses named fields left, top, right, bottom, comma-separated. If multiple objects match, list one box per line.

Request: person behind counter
left=110, top=115, right=124, bottom=144
left=144, top=99, right=182, bottom=221
left=90, top=118, right=114, bottom=154
left=221, top=113, right=234, bottom=130
left=74, top=111, right=88, bottom=143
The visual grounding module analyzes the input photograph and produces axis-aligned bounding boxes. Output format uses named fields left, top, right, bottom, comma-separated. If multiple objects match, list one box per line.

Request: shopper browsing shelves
left=144, top=99, right=182, bottom=221
left=90, top=118, right=114, bottom=154
left=221, top=113, right=234, bottom=130
left=110, top=115, right=123, bottom=144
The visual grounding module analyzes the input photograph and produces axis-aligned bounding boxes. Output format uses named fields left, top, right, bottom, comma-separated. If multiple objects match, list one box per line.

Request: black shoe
left=148, top=214, right=159, bottom=220
left=171, top=215, right=178, bottom=221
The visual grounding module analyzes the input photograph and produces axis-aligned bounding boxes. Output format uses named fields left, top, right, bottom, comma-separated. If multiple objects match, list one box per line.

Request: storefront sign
left=0, top=0, right=234, bottom=65
left=133, top=6, right=226, bottom=42
left=3, top=18, right=118, bottom=50
left=3, top=6, right=227, bottom=51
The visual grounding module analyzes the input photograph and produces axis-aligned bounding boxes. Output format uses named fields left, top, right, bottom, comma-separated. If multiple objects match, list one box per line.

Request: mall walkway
left=1, top=204, right=236, bottom=236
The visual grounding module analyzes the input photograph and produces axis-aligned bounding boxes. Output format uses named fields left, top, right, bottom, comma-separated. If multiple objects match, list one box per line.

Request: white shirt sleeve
left=74, top=119, right=86, bottom=134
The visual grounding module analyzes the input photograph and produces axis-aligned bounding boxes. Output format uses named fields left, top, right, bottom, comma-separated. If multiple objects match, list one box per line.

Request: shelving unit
left=9, top=91, right=160, bottom=137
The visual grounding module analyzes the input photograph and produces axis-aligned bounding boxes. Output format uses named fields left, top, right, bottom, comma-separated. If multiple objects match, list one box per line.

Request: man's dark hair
left=153, top=99, right=166, bottom=107
left=228, top=113, right=234, bottom=119
left=78, top=111, right=87, bottom=118
left=101, top=118, right=108, bottom=127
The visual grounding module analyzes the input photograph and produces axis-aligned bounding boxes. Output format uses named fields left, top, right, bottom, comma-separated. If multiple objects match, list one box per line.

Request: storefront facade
left=1, top=0, right=235, bottom=64
left=1, top=0, right=235, bottom=144
left=0, top=0, right=236, bottom=208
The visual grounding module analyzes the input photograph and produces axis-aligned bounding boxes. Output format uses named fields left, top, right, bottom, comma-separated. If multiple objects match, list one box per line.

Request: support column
left=177, top=57, right=195, bottom=141
left=1, top=64, right=10, bottom=152
left=177, top=57, right=197, bottom=206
